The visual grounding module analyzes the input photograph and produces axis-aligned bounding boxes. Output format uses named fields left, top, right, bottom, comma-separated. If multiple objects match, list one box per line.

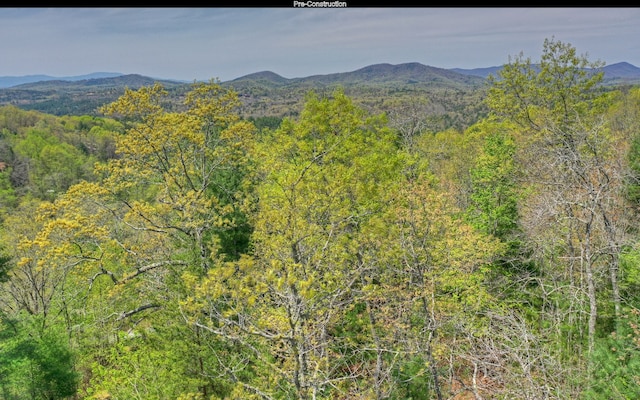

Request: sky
left=1, top=7, right=639, bottom=82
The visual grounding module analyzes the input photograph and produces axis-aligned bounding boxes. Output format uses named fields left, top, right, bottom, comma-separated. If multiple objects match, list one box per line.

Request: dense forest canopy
left=0, top=38, right=640, bottom=399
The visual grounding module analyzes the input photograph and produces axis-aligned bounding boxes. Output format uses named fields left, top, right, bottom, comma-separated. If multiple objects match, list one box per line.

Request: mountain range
left=227, top=62, right=486, bottom=90
left=1, top=61, right=639, bottom=90
left=0, top=62, right=638, bottom=129
left=451, top=61, right=640, bottom=80
left=0, top=72, right=125, bottom=89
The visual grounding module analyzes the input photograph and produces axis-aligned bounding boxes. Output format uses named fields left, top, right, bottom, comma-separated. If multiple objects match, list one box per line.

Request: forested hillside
left=0, top=38, right=639, bottom=399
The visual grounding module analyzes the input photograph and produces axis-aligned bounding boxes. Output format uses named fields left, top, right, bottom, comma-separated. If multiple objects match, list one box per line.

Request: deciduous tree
left=487, top=38, right=630, bottom=361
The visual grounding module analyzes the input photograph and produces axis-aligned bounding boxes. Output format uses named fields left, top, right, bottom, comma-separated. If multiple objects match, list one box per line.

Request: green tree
left=615, top=87, right=640, bottom=206
left=3, top=81, right=256, bottom=398
left=185, top=89, right=403, bottom=399
left=465, top=118, right=519, bottom=242
left=377, top=173, right=504, bottom=399
left=585, top=307, right=640, bottom=399
left=0, top=168, right=18, bottom=218
left=0, top=314, right=78, bottom=400
left=487, top=37, right=630, bottom=367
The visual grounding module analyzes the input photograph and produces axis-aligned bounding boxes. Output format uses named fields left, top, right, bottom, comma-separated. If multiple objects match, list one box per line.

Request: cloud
left=0, top=8, right=638, bottom=81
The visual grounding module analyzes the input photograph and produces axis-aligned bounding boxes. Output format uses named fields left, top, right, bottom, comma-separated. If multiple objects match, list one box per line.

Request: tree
left=615, top=87, right=640, bottom=206
left=2, top=81, right=256, bottom=398
left=464, top=118, right=520, bottom=243
left=185, top=89, right=404, bottom=399
left=378, top=172, right=505, bottom=399
left=0, top=314, right=79, bottom=400
left=585, top=306, right=640, bottom=399
left=487, top=38, right=630, bottom=361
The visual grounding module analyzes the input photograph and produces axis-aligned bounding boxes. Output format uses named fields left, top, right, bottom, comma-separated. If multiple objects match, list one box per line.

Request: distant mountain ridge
left=2, top=61, right=638, bottom=90
left=1, top=61, right=639, bottom=120
left=451, top=61, right=640, bottom=81
left=233, top=71, right=290, bottom=85
left=229, top=62, right=485, bottom=89
left=602, top=62, right=640, bottom=78
left=0, top=72, right=124, bottom=89
left=0, top=74, right=186, bottom=117
left=11, top=74, right=183, bottom=90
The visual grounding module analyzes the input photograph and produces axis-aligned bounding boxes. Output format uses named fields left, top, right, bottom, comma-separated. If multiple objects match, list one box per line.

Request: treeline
left=0, top=39, right=639, bottom=399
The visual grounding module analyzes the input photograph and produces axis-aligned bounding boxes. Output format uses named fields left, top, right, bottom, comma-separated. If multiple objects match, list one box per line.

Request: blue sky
left=1, top=8, right=639, bottom=82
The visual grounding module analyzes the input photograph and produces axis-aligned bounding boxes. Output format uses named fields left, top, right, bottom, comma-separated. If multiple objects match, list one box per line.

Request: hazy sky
left=1, top=8, right=639, bottom=82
